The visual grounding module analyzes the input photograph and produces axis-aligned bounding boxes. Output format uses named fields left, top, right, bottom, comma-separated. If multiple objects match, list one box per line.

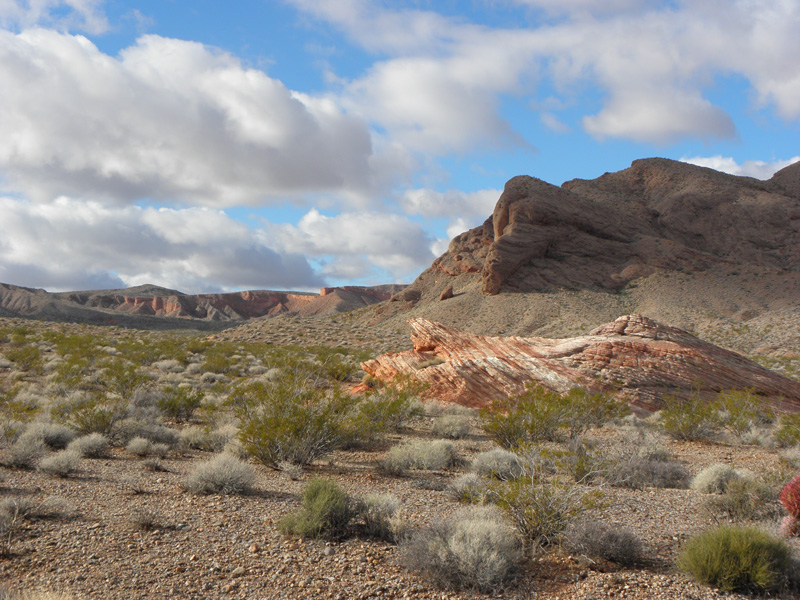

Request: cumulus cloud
left=680, top=155, right=800, bottom=180
left=0, top=197, right=324, bottom=292
left=291, top=0, right=800, bottom=147
left=269, top=209, right=437, bottom=282
left=0, top=29, right=373, bottom=206
left=0, top=0, right=108, bottom=33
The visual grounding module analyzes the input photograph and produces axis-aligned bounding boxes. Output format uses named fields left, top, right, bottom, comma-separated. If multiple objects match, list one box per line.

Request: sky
left=0, top=0, right=799, bottom=294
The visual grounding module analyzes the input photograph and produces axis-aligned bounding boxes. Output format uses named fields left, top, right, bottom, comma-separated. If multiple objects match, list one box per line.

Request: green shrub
left=678, top=525, right=791, bottom=593
left=231, top=379, right=357, bottom=468
left=53, top=392, right=127, bottom=436
left=488, top=464, right=603, bottom=549
left=471, top=448, right=524, bottom=481
left=158, top=386, right=204, bottom=422
left=480, top=385, right=625, bottom=448
left=183, top=453, right=255, bottom=495
left=775, top=413, right=800, bottom=447
left=399, top=506, right=522, bottom=593
left=564, top=520, right=643, bottom=566
left=715, top=389, right=773, bottom=440
left=658, top=391, right=722, bottom=441
left=345, top=380, right=424, bottom=445
left=5, top=345, right=43, bottom=373
left=66, top=433, right=109, bottom=458
left=279, top=478, right=357, bottom=539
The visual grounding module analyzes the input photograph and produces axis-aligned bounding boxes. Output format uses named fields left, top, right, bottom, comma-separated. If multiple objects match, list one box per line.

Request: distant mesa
left=361, top=316, right=800, bottom=414
left=0, top=282, right=406, bottom=329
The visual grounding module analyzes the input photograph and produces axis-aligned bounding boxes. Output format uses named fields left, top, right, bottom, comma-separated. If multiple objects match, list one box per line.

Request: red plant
left=780, top=474, right=800, bottom=517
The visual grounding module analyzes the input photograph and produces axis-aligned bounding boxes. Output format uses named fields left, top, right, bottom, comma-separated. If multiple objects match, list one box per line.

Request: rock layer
left=425, top=158, right=800, bottom=295
left=361, top=315, right=800, bottom=413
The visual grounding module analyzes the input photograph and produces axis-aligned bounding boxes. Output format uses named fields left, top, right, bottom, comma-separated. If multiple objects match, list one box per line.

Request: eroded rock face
left=427, top=158, right=800, bottom=295
left=361, top=315, right=800, bottom=413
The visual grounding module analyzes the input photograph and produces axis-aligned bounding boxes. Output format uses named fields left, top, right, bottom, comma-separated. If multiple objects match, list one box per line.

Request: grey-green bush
left=691, top=463, right=742, bottom=494
left=564, top=520, right=643, bottom=566
left=38, top=450, right=81, bottom=477
left=2, top=435, right=46, bottom=469
left=183, top=453, right=255, bottom=495
left=471, top=448, right=524, bottom=481
left=449, top=473, right=488, bottom=504
left=66, top=433, right=109, bottom=458
left=19, top=422, right=77, bottom=450
left=399, top=506, right=522, bottom=593
left=432, top=414, right=470, bottom=439
left=678, top=525, right=791, bottom=593
left=360, top=493, right=401, bottom=541
left=381, top=440, right=459, bottom=475
left=279, top=478, right=357, bottom=539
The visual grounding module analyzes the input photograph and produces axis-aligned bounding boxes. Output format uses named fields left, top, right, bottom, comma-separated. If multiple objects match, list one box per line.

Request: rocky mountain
left=366, top=158, right=800, bottom=356
left=0, top=282, right=403, bottom=330
left=362, top=315, right=800, bottom=413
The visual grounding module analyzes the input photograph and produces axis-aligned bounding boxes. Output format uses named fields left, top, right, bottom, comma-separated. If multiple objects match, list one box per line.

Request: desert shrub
left=432, top=414, right=470, bottom=439
left=775, top=413, right=800, bottom=447
left=112, top=419, right=179, bottom=447
left=449, top=473, right=488, bottom=504
left=677, top=525, right=791, bottom=593
left=178, top=425, right=231, bottom=452
left=230, top=379, right=357, bottom=468
left=706, top=476, right=781, bottom=522
left=2, top=435, right=46, bottom=469
left=556, top=439, right=603, bottom=483
left=691, top=463, right=741, bottom=494
left=488, top=462, right=603, bottom=550
left=399, top=506, right=522, bottom=593
left=658, top=391, right=722, bottom=441
left=38, top=450, right=81, bottom=477
left=604, top=430, right=689, bottom=490
left=130, top=507, right=164, bottom=531
left=471, top=448, right=524, bottom=481
left=52, top=392, right=127, bottom=436
left=18, top=422, right=77, bottom=450
left=157, top=386, right=204, bottom=422
left=279, top=478, right=357, bottom=539
left=278, top=460, right=304, bottom=480
left=5, top=345, right=43, bottom=373
left=98, top=359, right=148, bottom=397
left=66, top=433, right=109, bottom=458
left=126, top=436, right=153, bottom=457
left=345, top=380, right=425, bottom=445
left=480, top=385, right=625, bottom=448
left=564, top=520, right=644, bottom=566
left=715, top=389, right=773, bottom=440
left=381, top=440, right=460, bottom=475
left=360, top=493, right=401, bottom=541
left=183, top=453, right=255, bottom=495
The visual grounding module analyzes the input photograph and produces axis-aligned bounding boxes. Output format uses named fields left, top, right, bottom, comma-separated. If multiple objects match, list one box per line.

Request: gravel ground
left=3, top=418, right=800, bottom=600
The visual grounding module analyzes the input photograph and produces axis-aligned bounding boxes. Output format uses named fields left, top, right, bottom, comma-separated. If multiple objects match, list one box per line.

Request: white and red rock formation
left=361, top=315, right=800, bottom=413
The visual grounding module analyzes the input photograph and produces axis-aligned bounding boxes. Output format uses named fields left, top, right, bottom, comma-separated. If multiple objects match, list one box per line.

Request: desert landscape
left=3, top=158, right=800, bottom=599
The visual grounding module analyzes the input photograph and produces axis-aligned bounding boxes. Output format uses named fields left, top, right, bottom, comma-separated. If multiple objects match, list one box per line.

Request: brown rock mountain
left=367, top=158, right=800, bottom=356
left=362, top=316, right=800, bottom=413
left=0, top=282, right=402, bottom=330
left=435, top=158, right=800, bottom=295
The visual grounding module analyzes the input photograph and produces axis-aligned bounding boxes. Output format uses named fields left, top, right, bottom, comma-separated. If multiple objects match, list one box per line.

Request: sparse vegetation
left=399, top=506, right=522, bottom=593
left=183, top=452, right=255, bottom=495
left=380, top=439, right=460, bottom=475
left=564, top=520, right=644, bottom=566
left=678, top=525, right=791, bottom=593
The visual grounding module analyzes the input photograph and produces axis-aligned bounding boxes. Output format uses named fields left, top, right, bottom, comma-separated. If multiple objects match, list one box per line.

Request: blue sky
left=0, top=0, right=798, bottom=293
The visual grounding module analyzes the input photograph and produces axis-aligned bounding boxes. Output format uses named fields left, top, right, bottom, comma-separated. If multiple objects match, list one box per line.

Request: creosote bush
left=279, top=478, right=357, bottom=539
left=183, top=452, right=255, bottom=495
left=480, top=385, right=626, bottom=448
left=658, top=391, right=722, bottom=441
left=678, top=525, right=791, bottom=594
left=399, top=506, right=522, bottom=593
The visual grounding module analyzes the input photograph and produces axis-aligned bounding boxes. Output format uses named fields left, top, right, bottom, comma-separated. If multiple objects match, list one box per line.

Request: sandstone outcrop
left=361, top=315, right=800, bottom=413
left=424, top=158, right=800, bottom=296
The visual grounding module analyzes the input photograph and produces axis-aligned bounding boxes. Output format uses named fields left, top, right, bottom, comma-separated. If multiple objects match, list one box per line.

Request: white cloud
left=680, top=155, right=800, bottom=180
left=0, top=0, right=108, bottom=33
left=0, top=197, right=324, bottom=292
left=291, top=0, right=800, bottom=147
left=0, top=29, right=374, bottom=206
left=269, top=209, right=437, bottom=281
